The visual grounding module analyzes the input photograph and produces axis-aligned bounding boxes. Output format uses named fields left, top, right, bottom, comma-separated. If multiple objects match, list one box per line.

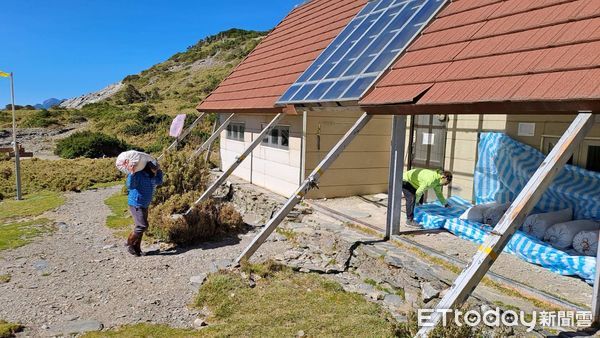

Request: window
left=226, top=122, right=245, bottom=141
left=542, top=136, right=600, bottom=172
left=262, top=125, right=290, bottom=150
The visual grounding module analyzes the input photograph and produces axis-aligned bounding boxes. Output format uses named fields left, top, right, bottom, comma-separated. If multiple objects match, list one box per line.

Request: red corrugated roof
left=198, top=0, right=367, bottom=113
left=361, top=0, right=600, bottom=111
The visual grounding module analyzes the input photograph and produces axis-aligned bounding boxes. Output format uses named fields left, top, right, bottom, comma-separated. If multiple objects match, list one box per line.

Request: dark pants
left=129, top=206, right=149, bottom=235
left=402, top=181, right=424, bottom=221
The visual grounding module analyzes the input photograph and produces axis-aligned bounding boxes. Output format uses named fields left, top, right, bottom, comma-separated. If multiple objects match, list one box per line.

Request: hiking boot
left=405, top=219, right=422, bottom=229
left=126, top=232, right=141, bottom=257
left=133, top=233, right=143, bottom=256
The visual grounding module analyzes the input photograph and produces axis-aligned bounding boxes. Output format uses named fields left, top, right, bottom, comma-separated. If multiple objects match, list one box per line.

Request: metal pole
left=386, top=115, right=407, bottom=238
left=10, top=73, right=22, bottom=200
left=236, top=112, right=373, bottom=263
left=185, top=113, right=284, bottom=214
left=417, top=112, right=594, bottom=337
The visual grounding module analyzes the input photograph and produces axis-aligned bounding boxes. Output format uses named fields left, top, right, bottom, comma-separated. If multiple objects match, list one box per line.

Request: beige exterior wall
left=219, top=114, right=303, bottom=197
left=303, top=110, right=392, bottom=199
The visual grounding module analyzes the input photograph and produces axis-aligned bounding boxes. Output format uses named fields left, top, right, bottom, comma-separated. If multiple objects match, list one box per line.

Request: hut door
left=409, top=115, right=448, bottom=170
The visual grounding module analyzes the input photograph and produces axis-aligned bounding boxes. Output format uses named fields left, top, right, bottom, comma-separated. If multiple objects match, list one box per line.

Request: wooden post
left=157, top=112, right=205, bottom=161
left=236, top=112, right=373, bottom=263
left=386, top=115, right=407, bottom=238
left=190, top=113, right=235, bottom=159
left=417, top=112, right=594, bottom=337
left=185, top=113, right=284, bottom=214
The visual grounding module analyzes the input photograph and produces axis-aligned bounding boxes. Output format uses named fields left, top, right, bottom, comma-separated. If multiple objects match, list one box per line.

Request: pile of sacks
left=460, top=203, right=600, bottom=256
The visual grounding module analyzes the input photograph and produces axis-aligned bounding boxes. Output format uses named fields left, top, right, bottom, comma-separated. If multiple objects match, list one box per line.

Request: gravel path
left=0, top=186, right=288, bottom=336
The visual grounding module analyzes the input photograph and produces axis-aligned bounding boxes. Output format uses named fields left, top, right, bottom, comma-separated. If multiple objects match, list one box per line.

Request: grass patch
left=276, top=227, right=297, bottom=242
left=0, top=158, right=123, bottom=199
left=0, top=274, right=10, bottom=283
left=82, top=324, right=198, bottom=338
left=0, top=320, right=24, bottom=338
left=195, top=263, right=399, bottom=337
left=0, top=218, right=53, bottom=251
left=104, top=192, right=130, bottom=231
left=0, top=191, right=64, bottom=222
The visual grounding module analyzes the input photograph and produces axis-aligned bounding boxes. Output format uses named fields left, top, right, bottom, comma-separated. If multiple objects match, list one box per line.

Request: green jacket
left=403, top=168, right=447, bottom=205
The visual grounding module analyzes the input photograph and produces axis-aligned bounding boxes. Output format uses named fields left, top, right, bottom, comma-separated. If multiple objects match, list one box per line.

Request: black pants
left=402, top=181, right=424, bottom=221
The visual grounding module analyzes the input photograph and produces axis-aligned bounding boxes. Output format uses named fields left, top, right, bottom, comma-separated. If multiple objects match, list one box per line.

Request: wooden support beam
left=190, top=113, right=235, bottom=159
left=236, top=112, right=373, bottom=263
left=157, top=112, right=205, bottom=161
left=386, top=115, right=407, bottom=239
left=417, top=112, right=594, bottom=337
left=185, top=113, right=284, bottom=214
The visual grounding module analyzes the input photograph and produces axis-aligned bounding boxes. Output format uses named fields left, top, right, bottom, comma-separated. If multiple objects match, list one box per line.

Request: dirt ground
left=0, top=186, right=289, bottom=336
left=315, top=195, right=593, bottom=308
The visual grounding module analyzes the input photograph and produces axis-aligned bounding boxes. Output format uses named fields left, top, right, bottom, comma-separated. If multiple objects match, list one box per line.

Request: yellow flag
left=0, top=71, right=9, bottom=77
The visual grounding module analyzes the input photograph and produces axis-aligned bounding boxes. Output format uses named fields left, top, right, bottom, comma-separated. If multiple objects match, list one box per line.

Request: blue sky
left=0, top=0, right=301, bottom=106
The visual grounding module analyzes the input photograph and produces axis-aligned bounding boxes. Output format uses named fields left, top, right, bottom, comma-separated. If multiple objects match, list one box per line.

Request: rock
left=33, top=260, right=49, bottom=271
left=421, top=282, right=440, bottom=303
left=368, top=291, right=385, bottom=301
left=56, top=222, right=68, bottom=230
left=193, top=318, right=207, bottom=329
left=60, top=82, right=123, bottom=109
left=383, top=294, right=404, bottom=308
left=50, top=320, right=103, bottom=335
left=190, top=273, right=208, bottom=286
left=211, top=259, right=231, bottom=271
left=102, top=244, right=116, bottom=250
left=338, top=208, right=371, bottom=219
left=296, top=330, right=306, bottom=337
left=243, top=213, right=262, bottom=227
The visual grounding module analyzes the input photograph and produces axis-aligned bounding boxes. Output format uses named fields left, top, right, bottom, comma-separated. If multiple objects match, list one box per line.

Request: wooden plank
left=185, top=113, right=284, bottom=214
left=416, top=112, right=594, bottom=337
left=236, top=113, right=373, bottom=263
left=157, top=112, right=205, bottom=161
left=190, top=113, right=235, bottom=159
left=386, top=115, right=407, bottom=238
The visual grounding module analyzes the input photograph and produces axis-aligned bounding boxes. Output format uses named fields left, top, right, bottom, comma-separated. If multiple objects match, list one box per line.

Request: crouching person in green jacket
left=402, top=168, right=452, bottom=228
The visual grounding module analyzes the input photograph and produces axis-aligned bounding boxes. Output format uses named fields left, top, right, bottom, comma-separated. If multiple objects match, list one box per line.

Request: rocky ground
left=0, top=177, right=594, bottom=337
left=0, top=124, right=86, bottom=160
left=0, top=186, right=289, bottom=336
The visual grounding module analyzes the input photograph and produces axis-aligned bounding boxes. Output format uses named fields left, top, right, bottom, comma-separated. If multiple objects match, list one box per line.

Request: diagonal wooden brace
left=190, top=113, right=235, bottom=159
left=236, top=112, right=374, bottom=263
left=416, top=112, right=594, bottom=337
left=185, top=113, right=285, bottom=215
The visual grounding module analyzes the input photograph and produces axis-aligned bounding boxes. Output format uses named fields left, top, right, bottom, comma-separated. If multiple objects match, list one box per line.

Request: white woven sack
left=544, top=220, right=600, bottom=250
left=573, top=230, right=599, bottom=256
left=482, top=202, right=511, bottom=226
left=460, top=202, right=500, bottom=223
left=521, top=208, right=572, bottom=240
left=115, top=150, right=155, bottom=174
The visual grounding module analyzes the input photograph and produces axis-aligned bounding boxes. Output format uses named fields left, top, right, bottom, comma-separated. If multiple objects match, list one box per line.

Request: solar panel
left=277, top=0, right=447, bottom=104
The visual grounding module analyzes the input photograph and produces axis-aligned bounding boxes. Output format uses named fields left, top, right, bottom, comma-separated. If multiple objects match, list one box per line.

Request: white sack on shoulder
left=573, top=230, right=599, bottom=256
left=521, top=208, right=572, bottom=240
left=544, top=220, right=600, bottom=250
left=115, top=150, right=155, bottom=174
left=483, top=202, right=511, bottom=226
left=460, top=202, right=500, bottom=223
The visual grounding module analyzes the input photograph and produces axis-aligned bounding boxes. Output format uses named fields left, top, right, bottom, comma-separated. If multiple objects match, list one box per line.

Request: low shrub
left=145, top=151, right=243, bottom=245
left=55, top=131, right=128, bottom=159
left=0, top=158, right=122, bottom=198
